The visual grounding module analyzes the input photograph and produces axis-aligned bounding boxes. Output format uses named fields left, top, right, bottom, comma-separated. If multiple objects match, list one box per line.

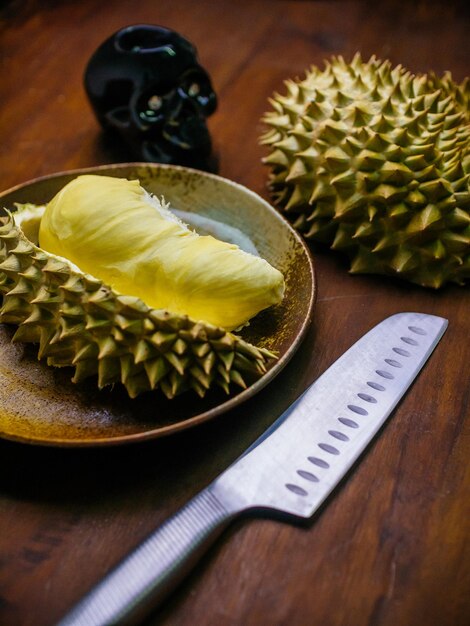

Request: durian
left=0, top=175, right=285, bottom=399
left=261, top=53, right=470, bottom=288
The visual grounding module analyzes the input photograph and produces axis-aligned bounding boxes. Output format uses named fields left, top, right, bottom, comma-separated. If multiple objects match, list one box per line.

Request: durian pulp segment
left=261, top=53, right=470, bottom=288
left=39, top=175, right=285, bottom=330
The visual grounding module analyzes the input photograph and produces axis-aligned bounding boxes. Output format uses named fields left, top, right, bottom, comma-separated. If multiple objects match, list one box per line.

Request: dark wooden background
left=0, top=1, right=469, bottom=625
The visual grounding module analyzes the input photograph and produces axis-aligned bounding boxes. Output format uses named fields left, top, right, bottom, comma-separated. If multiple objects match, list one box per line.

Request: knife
left=57, top=312, right=447, bottom=626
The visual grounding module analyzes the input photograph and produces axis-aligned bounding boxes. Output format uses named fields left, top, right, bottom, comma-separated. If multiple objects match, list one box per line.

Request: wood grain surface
left=0, top=1, right=469, bottom=625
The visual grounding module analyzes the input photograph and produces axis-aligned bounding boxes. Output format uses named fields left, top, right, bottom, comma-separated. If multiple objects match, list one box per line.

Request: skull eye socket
left=147, top=95, right=163, bottom=111
left=135, top=87, right=174, bottom=124
left=187, top=82, right=200, bottom=97
left=178, top=73, right=216, bottom=113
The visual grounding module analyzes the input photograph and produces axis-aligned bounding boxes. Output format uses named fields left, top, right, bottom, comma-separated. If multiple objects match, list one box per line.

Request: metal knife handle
left=57, top=489, right=236, bottom=626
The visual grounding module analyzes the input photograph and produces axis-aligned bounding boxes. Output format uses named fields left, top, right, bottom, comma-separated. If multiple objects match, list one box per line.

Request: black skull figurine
left=84, top=25, right=218, bottom=171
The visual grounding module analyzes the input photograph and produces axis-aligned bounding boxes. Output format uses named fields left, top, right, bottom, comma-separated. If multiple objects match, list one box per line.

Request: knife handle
left=57, top=489, right=236, bottom=626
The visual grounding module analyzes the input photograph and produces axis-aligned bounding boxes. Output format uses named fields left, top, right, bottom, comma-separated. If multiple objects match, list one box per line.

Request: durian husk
left=0, top=211, right=275, bottom=399
left=261, top=53, right=470, bottom=288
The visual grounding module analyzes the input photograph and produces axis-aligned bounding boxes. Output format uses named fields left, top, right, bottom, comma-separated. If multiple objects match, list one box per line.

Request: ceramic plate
left=0, top=163, right=315, bottom=446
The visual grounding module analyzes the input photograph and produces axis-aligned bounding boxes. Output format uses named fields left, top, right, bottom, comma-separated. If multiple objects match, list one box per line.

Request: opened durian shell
left=0, top=166, right=312, bottom=414
left=261, top=53, right=470, bottom=288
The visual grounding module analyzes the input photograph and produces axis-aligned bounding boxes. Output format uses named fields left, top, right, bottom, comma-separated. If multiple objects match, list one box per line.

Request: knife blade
left=57, top=312, right=447, bottom=626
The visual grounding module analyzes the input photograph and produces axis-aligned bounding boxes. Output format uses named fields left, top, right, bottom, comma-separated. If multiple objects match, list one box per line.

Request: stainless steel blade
left=57, top=312, right=447, bottom=626
left=210, top=312, right=448, bottom=518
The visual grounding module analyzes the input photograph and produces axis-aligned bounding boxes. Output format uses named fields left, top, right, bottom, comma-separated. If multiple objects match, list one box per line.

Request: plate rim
left=0, top=162, right=316, bottom=447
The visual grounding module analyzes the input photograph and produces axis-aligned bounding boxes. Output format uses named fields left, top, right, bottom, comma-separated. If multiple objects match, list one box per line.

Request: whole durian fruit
left=261, top=53, right=470, bottom=288
left=0, top=175, right=284, bottom=399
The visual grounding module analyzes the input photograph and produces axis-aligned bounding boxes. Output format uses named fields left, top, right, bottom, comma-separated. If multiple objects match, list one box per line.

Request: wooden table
left=0, top=1, right=469, bottom=625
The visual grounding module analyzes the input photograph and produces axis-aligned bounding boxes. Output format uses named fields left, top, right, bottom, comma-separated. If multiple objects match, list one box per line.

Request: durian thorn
left=420, top=178, right=453, bottom=202
left=173, top=338, right=187, bottom=356
left=406, top=204, right=443, bottom=233
left=229, top=370, right=247, bottom=389
left=59, top=321, right=87, bottom=341
left=5, top=277, right=32, bottom=296
left=233, top=352, right=263, bottom=373
left=0, top=295, right=27, bottom=315
left=60, top=276, right=85, bottom=293
left=0, top=255, right=22, bottom=274
left=216, top=363, right=231, bottom=384
left=262, top=149, right=290, bottom=168
left=72, top=342, right=99, bottom=364
left=390, top=248, right=418, bottom=273
left=97, top=357, right=121, bottom=389
left=149, top=331, right=177, bottom=352
left=10, top=240, right=34, bottom=256
left=115, top=315, right=144, bottom=334
left=352, top=222, right=375, bottom=240
left=30, top=293, right=61, bottom=307
left=202, top=351, right=216, bottom=375
left=349, top=249, right=384, bottom=274
left=424, top=90, right=442, bottom=113
left=444, top=112, right=465, bottom=130
left=38, top=326, right=60, bottom=360
left=330, top=170, right=356, bottom=191
left=60, top=303, right=85, bottom=318
left=453, top=191, right=470, bottom=208
left=164, top=352, right=186, bottom=376
left=351, top=52, right=363, bottom=68
left=331, top=225, right=355, bottom=250
left=285, top=185, right=309, bottom=211
left=72, top=360, right=98, bottom=384
left=285, top=158, right=309, bottom=183
left=219, top=350, right=235, bottom=371
left=217, top=379, right=230, bottom=395
left=23, top=306, right=54, bottom=325
left=0, top=230, right=20, bottom=242
left=98, top=336, right=120, bottom=359
left=11, top=324, right=40, bottom=344
left=144, top=357, right=170, bottom=389
left=190, top=379, right=207, bottom=398
left=126, top=373, right=152, bottom=399
left=191, top=342, right=211, bottom=358
left=159, top=378, right=175, bottom=400
left=133, top=339, right=154, bottom=364
left=189, top=366, right=211, bottom=390
left=170, top=370, right=186, bottom=399
left=85, top=315, right=112, bottom=331
left=236, top=341, right=265, bottom=361
left=42, top=257, right=71, bottom=276
left=119, top=355, right=134, bottom=385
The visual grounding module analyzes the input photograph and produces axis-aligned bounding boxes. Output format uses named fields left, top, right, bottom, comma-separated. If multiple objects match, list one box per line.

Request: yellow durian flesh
left=39, top=175, right=285, bottom=330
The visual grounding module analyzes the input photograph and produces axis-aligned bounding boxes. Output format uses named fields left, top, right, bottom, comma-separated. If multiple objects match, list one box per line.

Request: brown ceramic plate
left=0, top=163, right=315, bottom=447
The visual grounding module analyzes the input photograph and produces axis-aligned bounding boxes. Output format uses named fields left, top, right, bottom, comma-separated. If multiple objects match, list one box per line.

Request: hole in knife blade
left=347, top=405, right=368, bottom=415
left=328, top=430, right=349, bottom=441
left=358, top=393, right=377, bottom=403
left=401, top=336, right=419, bottom=346
left=408, top=326, right=427, bottom=335
left=393, top=347, right=410, bottom=357
left=338, top=417, right=359, bottom=428
left=367, top=381, right=385, bottom=391
left=385, top=358, right=402, bottom=368
left=318, top=443, right=340, bottom=455
left=308, top=457, right=330, bottom=468
left=297, top=470, right=319, bottom=482
left=376, top=369, right=394, bottom=379
left=286, top=484, right=308, bottom=496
